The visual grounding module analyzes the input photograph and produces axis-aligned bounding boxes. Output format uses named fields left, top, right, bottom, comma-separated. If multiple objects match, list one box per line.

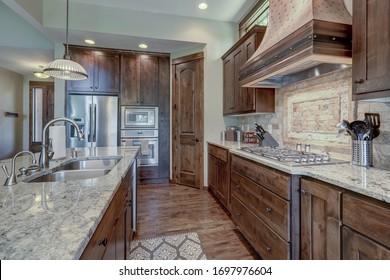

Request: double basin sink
left=25, top=158, right=121, bottom=183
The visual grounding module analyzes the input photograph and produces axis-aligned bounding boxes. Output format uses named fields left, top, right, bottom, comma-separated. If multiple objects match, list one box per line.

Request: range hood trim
left=239, top=18, right=352, bottom=88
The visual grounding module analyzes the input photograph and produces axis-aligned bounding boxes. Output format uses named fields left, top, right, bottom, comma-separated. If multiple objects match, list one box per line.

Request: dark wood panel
left=95, top=51, right=120, bottom=93
left=300, top=178, right=341, bottom=260
left=343, top=193, right=390, bottom=248
left=343, top=226, right=390, bottom=260
left=140, top=55, right=159, bottom=105
left=67, top=48, right=95, bottom=91
left=231, top=196, right=290, bottom=260
left=231, top=170, right=290, bottom=241
left=121, top=53, right=140, bottom=105
left=231, top=155, right=291, bottom=200
left=208, top=144, right=228, bottom=162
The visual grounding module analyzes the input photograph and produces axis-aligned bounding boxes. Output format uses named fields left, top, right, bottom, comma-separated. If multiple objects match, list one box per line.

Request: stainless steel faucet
left=2, top=151, right=37, bottom=186
left=39, top=117, right=84, bottom=168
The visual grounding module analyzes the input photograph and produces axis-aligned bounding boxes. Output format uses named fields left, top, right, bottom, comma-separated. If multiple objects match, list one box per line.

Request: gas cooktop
left=239, top=146, right=349, bottom=167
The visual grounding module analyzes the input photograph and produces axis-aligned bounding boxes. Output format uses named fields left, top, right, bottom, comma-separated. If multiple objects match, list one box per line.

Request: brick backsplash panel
left=238, top=68, right=390, bottom=170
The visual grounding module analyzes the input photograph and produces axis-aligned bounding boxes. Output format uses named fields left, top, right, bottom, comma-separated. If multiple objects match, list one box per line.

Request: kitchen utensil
left=350, top=120, right=369, bottom=140
left=365, top=113, right=380, bottom=139
left=336, top=119, right=357, bottom=140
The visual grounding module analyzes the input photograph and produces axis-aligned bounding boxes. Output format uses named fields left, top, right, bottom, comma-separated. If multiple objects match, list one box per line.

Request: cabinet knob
left=236, top=183, right=240, bottom=189
left=301, top=189, right=307, bottom=195
left=195, top=138, right=199, bottom=142
left=90, top=86, right=93, bottom=89
left=354, top=79, right=364, bottom=84
left=265, top=245, right=271, bottom=252
left=99, top=238, right=108, bottom=247
left=266, top=207, right=272, bottom=213
left=236, top=212, right=241, bottom=217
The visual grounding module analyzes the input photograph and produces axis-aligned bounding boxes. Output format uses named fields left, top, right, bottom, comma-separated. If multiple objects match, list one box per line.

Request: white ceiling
left=0, top=0, right=258, bottom=76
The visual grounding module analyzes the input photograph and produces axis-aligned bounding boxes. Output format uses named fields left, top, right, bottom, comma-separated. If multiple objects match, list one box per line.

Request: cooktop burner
left=240, top=146, right=349, bottom=166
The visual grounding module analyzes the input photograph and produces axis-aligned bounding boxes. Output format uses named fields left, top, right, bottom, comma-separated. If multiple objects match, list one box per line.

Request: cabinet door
left=223, top=55, right=235, bottom=114
left=233, top=47, right=245, bottom=112
left=217, top=160, right=229, bottom=207
left=353, top=0, right=390, bottom=99
left=115, top=207, right=126, bottom=260
left=140, top=55, right=159, bottom=105
left=300, top=178, right=341, bottom=260
left=95, top=51, right=119, bottom=93
left=121, top=54, right=140, bottom=105
left=125, top=198, right=133, bottom=258
left=343, top=226, right=390, bottom=260
left=67, top=48, right=95, bottom=92
left=208, top=154, right=218, bottom=193
left=239, top=36, right=256, bottom=113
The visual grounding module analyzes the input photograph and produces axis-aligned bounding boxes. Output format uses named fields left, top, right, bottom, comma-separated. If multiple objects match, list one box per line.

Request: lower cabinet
left=80, top=163, right=134, bottom=260
left=300, top=178, right=342, bottom=260
left=230, top=154, right=300, bottom=260
left=208, top=144, right=230, bottom=209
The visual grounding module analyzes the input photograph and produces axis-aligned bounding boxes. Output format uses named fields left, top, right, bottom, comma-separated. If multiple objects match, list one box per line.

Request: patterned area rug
left=129, top=232, right=207, bottom=260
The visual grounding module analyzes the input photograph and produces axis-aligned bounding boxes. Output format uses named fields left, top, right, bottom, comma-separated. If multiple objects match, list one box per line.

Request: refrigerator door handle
left=93, top=104, right=97, bottom=142
left=88, top=104, right=92, bottom=142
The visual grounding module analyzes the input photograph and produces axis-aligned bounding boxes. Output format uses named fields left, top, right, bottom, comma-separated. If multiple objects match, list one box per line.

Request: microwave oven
left=121, top=106, right=158, bottom=129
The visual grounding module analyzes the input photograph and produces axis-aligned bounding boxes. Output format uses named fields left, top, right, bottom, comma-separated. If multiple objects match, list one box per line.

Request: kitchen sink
left=24, top=157, right=121, bottom=183
left=27, top=169, right=111, bottom=183
left=56, top=158, right=121, bottom=171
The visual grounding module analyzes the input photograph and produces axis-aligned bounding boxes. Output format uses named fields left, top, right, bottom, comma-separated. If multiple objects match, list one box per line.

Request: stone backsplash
left=237, top=68, right=390, bottom=170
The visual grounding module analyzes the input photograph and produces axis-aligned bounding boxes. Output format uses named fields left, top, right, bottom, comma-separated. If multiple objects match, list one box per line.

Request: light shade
left=33, top=71, right=50, bottom=79
left=43, top=57, right=88, bottom=80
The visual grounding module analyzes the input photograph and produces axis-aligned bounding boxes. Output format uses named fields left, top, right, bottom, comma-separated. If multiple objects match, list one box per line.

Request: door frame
left=171, top=52, right=204, bottom=188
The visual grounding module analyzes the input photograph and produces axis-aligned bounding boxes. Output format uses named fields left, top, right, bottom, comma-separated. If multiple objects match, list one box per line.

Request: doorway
left=29, top=81, right=54, bottom=153
left=172, top=52, right=204, bottom=189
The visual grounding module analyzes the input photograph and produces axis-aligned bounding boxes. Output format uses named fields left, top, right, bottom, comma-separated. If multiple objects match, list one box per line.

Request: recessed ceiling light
left=198, top=3, right=208, bottom=10
left=139, top=43, right=148, bottom=49
left=84, top=39, right=95, bottom=45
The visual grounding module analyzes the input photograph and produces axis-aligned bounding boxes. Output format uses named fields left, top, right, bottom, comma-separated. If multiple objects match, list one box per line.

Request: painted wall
left=238, top=68, right=390, bottom=171
left=0, top=68, right=24, bottom=159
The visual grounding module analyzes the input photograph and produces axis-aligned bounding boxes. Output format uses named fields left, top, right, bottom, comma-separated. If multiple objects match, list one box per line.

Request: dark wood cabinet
left=352, top=0, right=390, bottom=100
left=121, top=53, right=159, bottom=106
left=80, top=162, right=135, bottom=260
left=67, top=47, right=119, bottom=93
left=222, top=26, right=275, bottom=115
left=230, top=154, right=300, bottom=260
left=300, top=178, right=342, bottom=260
left=208, top=144, right=230, bottom=209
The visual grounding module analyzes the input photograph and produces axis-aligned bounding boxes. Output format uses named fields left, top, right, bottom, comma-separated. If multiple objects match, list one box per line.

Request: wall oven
left=121, top=129, right=159, bottom=167
left=121, top=106, right=158, bottom=129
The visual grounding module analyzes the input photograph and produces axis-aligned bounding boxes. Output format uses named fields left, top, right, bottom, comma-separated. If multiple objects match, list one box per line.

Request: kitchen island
left=0, top=147, right=138, bottom=260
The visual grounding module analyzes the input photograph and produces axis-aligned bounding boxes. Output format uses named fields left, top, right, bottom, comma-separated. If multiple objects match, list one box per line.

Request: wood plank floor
left=135, top=183, right=260, bottom=260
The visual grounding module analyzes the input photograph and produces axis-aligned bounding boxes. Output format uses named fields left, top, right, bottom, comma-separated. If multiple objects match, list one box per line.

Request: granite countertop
left=0, top=147, right=139, bottom=260
left=208, top=140, right=390, bottom=204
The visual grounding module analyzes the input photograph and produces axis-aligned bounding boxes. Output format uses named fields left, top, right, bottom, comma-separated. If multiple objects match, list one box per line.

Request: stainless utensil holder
left=352, top=140, right=373, bottom=167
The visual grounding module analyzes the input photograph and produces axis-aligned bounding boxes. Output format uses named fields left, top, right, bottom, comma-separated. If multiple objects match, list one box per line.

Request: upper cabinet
left=121, top=54, right=159, bottom=106
left=222, top=26, right=275, bottom=115
left=67, top=47, right=120, bottom=93
left=353, top=0, right=390, bottom=100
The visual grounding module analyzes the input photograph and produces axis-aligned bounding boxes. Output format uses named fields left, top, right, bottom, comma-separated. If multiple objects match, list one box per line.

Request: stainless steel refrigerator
left=66, top=94, right=118, bottom=148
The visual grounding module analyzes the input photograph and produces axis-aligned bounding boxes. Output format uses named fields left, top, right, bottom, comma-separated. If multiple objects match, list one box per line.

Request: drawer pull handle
left=301, top=189, right=307, bottom=195
left=236, top=213, right=241, bottom=217
left=99, top=238, right=108, bottom=247
left=354, top=79, right=364, bottom=84
left=266, top=207, right=272, bottom=213
left=265, top=246, right=271, bottom=252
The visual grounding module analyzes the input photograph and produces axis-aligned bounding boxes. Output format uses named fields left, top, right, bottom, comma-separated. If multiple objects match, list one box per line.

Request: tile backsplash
left=238, top=68, right=390, bottom=170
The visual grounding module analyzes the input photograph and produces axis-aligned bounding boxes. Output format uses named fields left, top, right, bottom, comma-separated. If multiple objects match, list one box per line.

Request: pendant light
left=43, top=0, right=88, bottom=80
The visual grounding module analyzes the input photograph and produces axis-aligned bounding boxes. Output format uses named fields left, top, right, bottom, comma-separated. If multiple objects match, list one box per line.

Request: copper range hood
left=239, top=0, right=352, bottom=88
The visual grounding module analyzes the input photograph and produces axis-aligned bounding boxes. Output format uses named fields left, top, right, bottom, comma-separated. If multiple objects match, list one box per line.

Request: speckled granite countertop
left=0, top=147, right=138, bottom=260
left=208, top=140, right=390, bottom=204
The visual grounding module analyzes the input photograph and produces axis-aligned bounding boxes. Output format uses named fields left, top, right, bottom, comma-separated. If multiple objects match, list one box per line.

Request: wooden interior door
left=172, top=53, right=204, bottom=188
left=29, top=81, right=54, bottom=153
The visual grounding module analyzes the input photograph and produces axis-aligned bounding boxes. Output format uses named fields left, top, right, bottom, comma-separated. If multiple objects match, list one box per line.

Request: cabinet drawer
left=343, top=226, right=390, bottom=260
left=231, top=170, right=290, bottom=241
left=231, top=196, right=290, bottom=260
left=231, top=155, right=291, bottom=200
left=208, top=144, right=228, bottom=162
left=343, top=193, right=390, bottom=248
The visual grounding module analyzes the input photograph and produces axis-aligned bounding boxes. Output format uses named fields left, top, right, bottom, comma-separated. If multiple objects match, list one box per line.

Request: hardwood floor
left=135, top=183, right=260, bottom=260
